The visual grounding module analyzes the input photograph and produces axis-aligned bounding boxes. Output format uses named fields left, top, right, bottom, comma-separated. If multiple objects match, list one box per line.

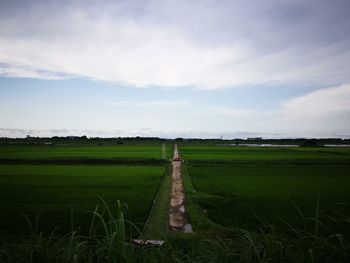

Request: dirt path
left=169, top=144, right=193, bottom=233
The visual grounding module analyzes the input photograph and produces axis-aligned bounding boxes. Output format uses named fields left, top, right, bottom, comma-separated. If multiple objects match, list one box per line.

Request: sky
left=0, top=0, right=350, bottom=138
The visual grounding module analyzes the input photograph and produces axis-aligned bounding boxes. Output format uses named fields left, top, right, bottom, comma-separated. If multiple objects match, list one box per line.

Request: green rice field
left=0, top=144, right=172, bottom=159
left=189, top=165, right=350, bottom=230
left=0, top=164, right=165, bottom=235
left=181, top=145, right=350, bottom=161
left=182, top=144, right=350, bottom=236
left=1, top=142, right=350, bottom=262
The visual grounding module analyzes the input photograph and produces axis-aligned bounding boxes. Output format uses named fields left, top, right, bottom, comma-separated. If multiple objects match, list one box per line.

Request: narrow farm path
left=140, top=144, right=192, bottom=239
left=169, top=144, right=193, bottom=233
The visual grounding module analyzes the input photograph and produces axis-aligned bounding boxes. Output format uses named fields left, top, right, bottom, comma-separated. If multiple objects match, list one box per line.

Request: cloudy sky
left=1, top=0, right=350, bottom=138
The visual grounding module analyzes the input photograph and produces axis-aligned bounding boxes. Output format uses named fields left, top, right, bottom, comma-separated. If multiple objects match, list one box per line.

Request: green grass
left=140, top=165, right=172, bottom=240
left=181, top=165, right=224, bottom=235
left=188, top=164, right=350, bottom=231
left=0, top=164, right=165, bottom=235
left=0, top=144, right=172, bottom=160
left=180, top=145, right=350, bottom=161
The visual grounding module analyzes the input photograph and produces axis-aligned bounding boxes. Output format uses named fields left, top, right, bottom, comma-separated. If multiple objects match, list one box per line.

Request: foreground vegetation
left=1, top=198, right=349, bottom=262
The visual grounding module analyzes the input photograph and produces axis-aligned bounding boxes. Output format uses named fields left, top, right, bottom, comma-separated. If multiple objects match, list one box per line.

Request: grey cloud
left=0, top=0, right=349, bottom=88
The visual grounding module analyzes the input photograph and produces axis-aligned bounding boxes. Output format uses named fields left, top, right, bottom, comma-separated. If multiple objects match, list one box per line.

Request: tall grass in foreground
left=0, top=197, right=349, bottom=263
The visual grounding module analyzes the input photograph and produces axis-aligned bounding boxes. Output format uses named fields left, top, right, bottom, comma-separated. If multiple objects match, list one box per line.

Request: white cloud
left=101, top=99, right=190, bottom=108
left=0, top=10, right=244, bottom=88
left=281, top=84, right=350, bottom=119
left=0, top=64, right=70, bottom=80
left=262, top=84, right=350, bottom=134
left=0, top=1, right=349, bottom=89
left=197, top=84, right=350, bottom=135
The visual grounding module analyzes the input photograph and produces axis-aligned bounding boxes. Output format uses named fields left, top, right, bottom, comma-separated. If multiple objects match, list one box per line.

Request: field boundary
left=139, top=165, right=170, bottom=237
left=181, top=164, right=225, bottom=235
left=140, top=165, right=172, bottom=239
left=168, top=144, right=193, bottom=233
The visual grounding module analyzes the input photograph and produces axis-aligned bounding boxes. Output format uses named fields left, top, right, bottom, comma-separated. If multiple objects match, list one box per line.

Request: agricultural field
left=181, top=145, right=350, bottom=238
left=188, top=165, right=350, bottom=230
left=1, top=141, right=350, bottom=262
left=0, top=164, right=165, bottom=235
left=180, top=145, right=350, bottom=161
left=0, top=144, right=172, bottom=160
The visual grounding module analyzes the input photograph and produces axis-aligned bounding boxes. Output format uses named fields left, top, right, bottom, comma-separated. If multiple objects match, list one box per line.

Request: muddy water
left=169, top=145, right=193, bottom=233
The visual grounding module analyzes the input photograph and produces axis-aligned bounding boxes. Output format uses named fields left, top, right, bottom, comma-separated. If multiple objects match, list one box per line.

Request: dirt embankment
left=169, top=144, right=192, bottom=233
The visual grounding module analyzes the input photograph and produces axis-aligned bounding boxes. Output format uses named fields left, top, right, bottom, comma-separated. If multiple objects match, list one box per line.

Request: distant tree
left=300, top=139, right=318, bottom=147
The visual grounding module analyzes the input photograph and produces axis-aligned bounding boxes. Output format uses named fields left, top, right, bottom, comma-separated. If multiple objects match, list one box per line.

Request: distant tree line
left=0, top=136, right=349, bottom=146
left=0, top=136, right=172, bottom=145
left=175, top=137, right=350, bottom=146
